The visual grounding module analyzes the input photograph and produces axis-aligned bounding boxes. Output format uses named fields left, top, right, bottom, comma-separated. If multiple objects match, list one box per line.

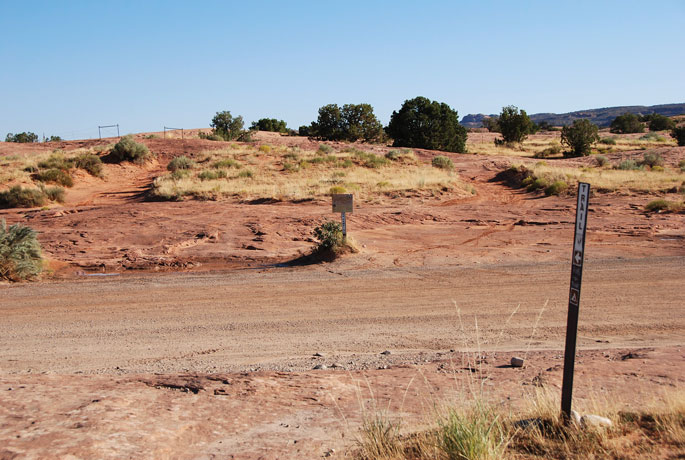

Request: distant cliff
left=460, top=103, right=685, bottom=128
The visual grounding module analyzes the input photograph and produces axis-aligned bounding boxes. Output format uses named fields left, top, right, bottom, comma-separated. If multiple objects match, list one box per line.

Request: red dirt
left=0, top=132, right=683, bottom=458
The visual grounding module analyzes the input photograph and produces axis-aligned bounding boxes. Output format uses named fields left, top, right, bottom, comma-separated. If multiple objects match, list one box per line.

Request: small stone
left=581, top=414, right=612, bottom=429
left=510, top=357, right=524, bottom=367
left=313, top=364, right=327, bottom=370
left=381, top=350, right=391, bottom=355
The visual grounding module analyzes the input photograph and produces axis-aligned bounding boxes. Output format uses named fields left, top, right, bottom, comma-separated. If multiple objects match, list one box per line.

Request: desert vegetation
left=496, top=105, right=535, bottom=145
left=560, top=119, right=599, bottom=157
left=386, top=97, right=467, bottom=153
left=150, top=143, right=466, bottom=201
left=0, top=220, right=43, bottom=281
left=304, top=103, right=386, bottom=143
left=352, top=386, right=685, bottom=460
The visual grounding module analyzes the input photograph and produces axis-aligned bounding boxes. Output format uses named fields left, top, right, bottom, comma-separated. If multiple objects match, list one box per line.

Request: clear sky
left=1, top=0, right=683, bottom=140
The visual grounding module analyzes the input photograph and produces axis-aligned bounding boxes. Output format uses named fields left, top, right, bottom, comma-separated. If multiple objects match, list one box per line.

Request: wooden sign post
left=332, top=194, right=353, bottom=240
left=561, top=182, right=590, bottom=422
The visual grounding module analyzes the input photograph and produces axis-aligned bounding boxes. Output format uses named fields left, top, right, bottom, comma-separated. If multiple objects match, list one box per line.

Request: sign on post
left=561, top=182, right=590, bottom=422
left=332, top=194, right=353, bottom=239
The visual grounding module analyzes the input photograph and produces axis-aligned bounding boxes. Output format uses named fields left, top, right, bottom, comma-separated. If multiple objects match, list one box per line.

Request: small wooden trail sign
left=332, top=194, right=353, bottom=239
left=561, top=182, right=590, bottom=422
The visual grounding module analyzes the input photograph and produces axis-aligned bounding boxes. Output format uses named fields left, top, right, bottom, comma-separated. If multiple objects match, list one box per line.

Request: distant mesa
left=460, top=103, right=685, bottom=128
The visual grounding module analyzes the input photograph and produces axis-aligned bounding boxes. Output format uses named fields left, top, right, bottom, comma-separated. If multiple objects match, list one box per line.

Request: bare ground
left=0, top=133, right=683, bottom=458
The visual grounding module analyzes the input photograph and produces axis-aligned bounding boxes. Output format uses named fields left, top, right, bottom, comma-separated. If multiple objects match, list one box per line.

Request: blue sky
left=1, top=0, right=683, bottom=140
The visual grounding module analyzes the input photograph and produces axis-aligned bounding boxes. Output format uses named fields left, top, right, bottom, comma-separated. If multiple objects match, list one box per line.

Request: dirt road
left=2, top=257, right=682, bottom=375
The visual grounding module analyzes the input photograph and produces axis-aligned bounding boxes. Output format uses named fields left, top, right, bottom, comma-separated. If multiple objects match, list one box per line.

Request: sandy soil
left=0, top=133, right=683, bottom=458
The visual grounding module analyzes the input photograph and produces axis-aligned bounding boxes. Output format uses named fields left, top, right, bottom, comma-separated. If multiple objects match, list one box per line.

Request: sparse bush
left=313, top=221, right=343, bottom=251
left=198, top=170, right=227, bottom=181
left=648, top=114, right=676, bottom=131
left=353, top=151, right=388, bottom=168
left=318, top=144, right=333, bottom=154
left=671, top=126, right=685, bottom=146
left=527, top=177, right=549, bottom=191
left=43, top=186, right=64, bottom=202
left=47, top=135, right=62, bottom=142
left=534, top=144, right=562, bottom=158
left=645, top=199, right=683, bottom=213
left=33, top=168, right=74, bottom=187
left=616, top=159, right=642, bottom=170
left=329, top=185, right=347, bottom=195
left=387, top=96, right=467, bottom=153
left=432, top=155, right=454, bottom=170
left=0, top=186, right=47, bottom=208
left=641, top=152, right=664, bottom=168
left=283, top=162, right=299, bottom=172
left=213, top=158, right=241, bottom=169
left=599, top=137, right=617, bottom=145
left=210, top=111, right=245, bottom=141
left=595, top=155, right=609, bottom=167
left=167, top=156, right=194, bottom=172
left=545, top=180, right=569, bottom=196
left=170, top=169, right=190, bottom=180
left=610, top=112, right=644, bottom=134
left=258, top=144, right=272, bottom=153
left=498, top=105, right=535, bottom=144
left=198, top=132, right=225, bottom=141
left=74, top=154, right=103, bottom=177
left=640, top=132, right=666, bottom=142
left=561, top=119, right=599, bottom=157
left=5, top=132, right=38, bottom=143
left=482, top=116, right=500, bottom=133
left=38, top=152, right=73, bottom=170
left=238, top=169, right=254, bottom=178
left=385, top=150, right=401, bottom=161
left=679, top=159, right=685, bottom=172
left=109, top=135, right=150, bottom=164
left=0, top=220, right=43, bottom=281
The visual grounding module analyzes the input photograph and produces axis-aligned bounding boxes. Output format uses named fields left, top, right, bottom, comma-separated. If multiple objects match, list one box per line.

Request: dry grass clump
left=0, top=148, right=106, bottom=188
left=151, top=144, right=467, bottom=201
left=518, top=162, right=684, bottom=194
left=351, top=386, right=685, bottom=460
left=0, top=219, right=43, bottom=281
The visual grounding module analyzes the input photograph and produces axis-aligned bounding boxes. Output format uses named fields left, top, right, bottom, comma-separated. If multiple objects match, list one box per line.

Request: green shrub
left=34, top=168, right=73, bottom=187
left=307, top=103, right=385, bottom=143
left=534, top=144, right=562, bottom=158
left=43, top=186, right=65, bottom=202
left=645, top=199, right=683, bottom=213
left=599, top=137, right=617, bottom=145
left=386, top=96, right=467, bottom=153
left=0, top=186, right=47, bottom=208
left=353, top=151, right=388, bottom=168
left=38, top=152, right=73, bottom=170
left=198, top=170, right=227, bottom=181
left=329, top=185, right=347, bottom=194
left=641, top=152, right=664, bottom=168
left=385, top=150, right=401, bottom=161
left=258, top=144, right=272, bottom=153
left=545, top=180, right=569, bottom=196
left=170, top=169, right=190, bottom=180
left=74, top=154, right=103, bottom=177
left=238, top=169, right=254, bottom=178
left=5, top=132, right=38, bottom=143
left=610, top=112, right=644, bottom=134
left=313, top=221, right=343, bottom=250
left=671, top=126, right=685, bottom=146
left=210, top=111, right=245, bottom=141
left=318, top=144, right=334, bottom=154
left=109, top=135, right=150, bottom=164
left=561, top=119, right=599, bottom=157
left=497, top=105, right=535, bottom=144
left=283, top=162, right=299, bottom=172
left=595, top=155, right=609, bottom=167
left=648, top=114, right=675, bottom=131
left=616, top=159, right=642, bottom=170
left=213, top=158, right=241, bottom=169
left=432, top=155, right=454, bottom=170
left=250, top=118, right=287, bottom=133
left=0, top=220, right=43, bottom=281
left=527, top=177, right=549, bottom=191
left=167, top=156, right=194, bottom=172
left=198, top=132, right=225, bottom=141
